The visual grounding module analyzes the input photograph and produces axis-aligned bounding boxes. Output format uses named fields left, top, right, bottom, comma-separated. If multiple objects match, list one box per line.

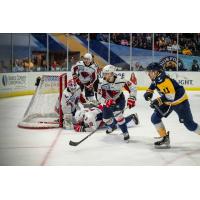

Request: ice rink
left=0, top=91, right=200, bottom=166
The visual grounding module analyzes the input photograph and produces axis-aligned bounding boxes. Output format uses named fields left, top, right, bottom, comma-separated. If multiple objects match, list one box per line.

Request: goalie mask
left=67, top=79, right=77, bottom=93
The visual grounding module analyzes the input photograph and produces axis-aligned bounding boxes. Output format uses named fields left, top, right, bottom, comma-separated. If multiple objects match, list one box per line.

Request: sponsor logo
left=1, top=74, right=26, bottom=88
left=159, top=56, right=184, bottom=71
left=167, top=71, right=194, bottom=86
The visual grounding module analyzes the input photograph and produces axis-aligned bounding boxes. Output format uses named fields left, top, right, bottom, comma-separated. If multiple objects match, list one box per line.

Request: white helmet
left=83, top=53, right=93, bottom=62
left=75, top=110, right=85, bottom=123
left=102, top=65, right=116, bottom=75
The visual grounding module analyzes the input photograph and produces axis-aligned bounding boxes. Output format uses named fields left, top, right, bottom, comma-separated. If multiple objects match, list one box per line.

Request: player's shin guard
left=154, top=122, right=170, bottom=148
left=154, top=121, right=168, bottom=137
left=116, top=117, right=129, bottom=141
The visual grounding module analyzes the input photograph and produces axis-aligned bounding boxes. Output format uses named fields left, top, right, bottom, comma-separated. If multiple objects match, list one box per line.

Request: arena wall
left=0, top=72, right=200, bottom=98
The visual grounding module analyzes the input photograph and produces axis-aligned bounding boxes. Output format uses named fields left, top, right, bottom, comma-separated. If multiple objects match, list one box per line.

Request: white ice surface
left=0, top=91, right=200, bottom=166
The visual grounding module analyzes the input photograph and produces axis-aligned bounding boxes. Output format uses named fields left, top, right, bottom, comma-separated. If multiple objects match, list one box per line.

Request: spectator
left=121, top=39, right=129, bottom=46
left=191, top=59, right=200, bottom=71
left=51, top=61, right=57, bottom=71
left=167, top=43, right=172, bottom=52
left=154, top=41, right=160, bottom=51
left=24, top=58, right=34, bottom=72
left=165, top=36, right=171, bottom=45
left=182, top=46, right=192, bottom=55
left=158, top=37, right=166, bottom=51
left=12, top=59, right=24, bottom=72
left=171, top=40, right=180, bottom=53
left=135, top=62, right=144, bottom=71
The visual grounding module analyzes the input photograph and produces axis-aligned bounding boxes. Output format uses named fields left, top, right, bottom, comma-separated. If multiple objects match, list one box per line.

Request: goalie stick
left=69, top=107, right=129, bottom=146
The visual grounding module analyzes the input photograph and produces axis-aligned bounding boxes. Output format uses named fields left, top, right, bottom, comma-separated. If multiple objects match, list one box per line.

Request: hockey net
left=18, top=73, right=67, bottom=129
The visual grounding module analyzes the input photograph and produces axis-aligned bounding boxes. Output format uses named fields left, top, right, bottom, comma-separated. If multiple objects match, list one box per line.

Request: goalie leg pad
left=63, top=114, right=73, bottom=129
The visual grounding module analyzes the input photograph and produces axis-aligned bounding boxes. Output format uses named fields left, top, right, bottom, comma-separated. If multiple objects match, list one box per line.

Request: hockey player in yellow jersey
left=144, top=62, right=200, bottom=148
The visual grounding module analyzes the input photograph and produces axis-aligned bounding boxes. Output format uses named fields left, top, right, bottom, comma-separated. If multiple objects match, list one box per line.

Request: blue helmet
left=146, top=62, right=163, bottom=72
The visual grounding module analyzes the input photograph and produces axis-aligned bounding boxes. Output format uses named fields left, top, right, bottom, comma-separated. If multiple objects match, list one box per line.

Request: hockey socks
left=154, top=121, right=168, bottom=137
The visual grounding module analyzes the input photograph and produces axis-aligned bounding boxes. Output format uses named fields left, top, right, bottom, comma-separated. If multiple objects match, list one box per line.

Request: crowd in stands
left=1, top=33, right=200, bottom=73
left=12, top=56, right=47, bottom=72
left=9, top=54, right=79, bottom=73
left=77, top=33, right=200, bottom=56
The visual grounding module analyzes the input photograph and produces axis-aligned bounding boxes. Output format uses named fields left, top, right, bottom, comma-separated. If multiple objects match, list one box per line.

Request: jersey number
left=163, top=87, right=170, bottom=94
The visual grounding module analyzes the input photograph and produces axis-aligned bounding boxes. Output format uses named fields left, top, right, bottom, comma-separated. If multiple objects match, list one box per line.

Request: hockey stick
left=149, top=98, right=171, bottom=117
left=69, top=107, right=128, bottom=146
left=69, top=129, right=97, bottom=146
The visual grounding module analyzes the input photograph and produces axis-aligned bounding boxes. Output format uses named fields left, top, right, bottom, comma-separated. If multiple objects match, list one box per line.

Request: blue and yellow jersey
left=147, top=71, right=188, bottom=106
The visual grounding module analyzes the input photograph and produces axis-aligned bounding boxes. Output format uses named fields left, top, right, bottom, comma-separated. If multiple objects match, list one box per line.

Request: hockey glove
left=73, top=124, right=85, bottom=132
left=85, top=83, right=93, bottom=90
left=73, top=75, right=81, bottom=85
left=97, top=104, right=103, bottom=111
left=127, top=97, right=136, bottom=109
left=105, top=99, right=116, bottom=108
left=150, top=97, right=163, bottom=109
left=144, top=89, right=154, bottom=101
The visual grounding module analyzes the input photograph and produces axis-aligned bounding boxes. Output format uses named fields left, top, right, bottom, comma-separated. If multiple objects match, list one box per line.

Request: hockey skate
left=106, top=125, right=117, bottom=134
left=123, top=132, right=130, bottom=142
left=154, top=132, right=170, bottom=149
left=131, top=113, right=139, bottom=125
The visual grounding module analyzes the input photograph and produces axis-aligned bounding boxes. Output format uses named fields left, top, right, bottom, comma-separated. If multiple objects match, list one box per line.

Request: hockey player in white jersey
left=73, top=106, right=104, bottom=132
left=71, top=53, right=98, bottom=102
left=55, top=79, right=86, bottom=129
left=73, top=105, right=139, bottom=132
left=98, top=65, right=137, bottom=141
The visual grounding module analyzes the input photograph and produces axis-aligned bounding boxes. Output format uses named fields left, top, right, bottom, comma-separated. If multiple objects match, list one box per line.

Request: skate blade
left=154, top=144, right=171, bottom=149
left=124, top=138, right=130, bottom=143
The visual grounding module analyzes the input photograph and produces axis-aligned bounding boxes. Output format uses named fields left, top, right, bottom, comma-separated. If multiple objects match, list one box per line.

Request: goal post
left=18, top=73, right=67, bottom=129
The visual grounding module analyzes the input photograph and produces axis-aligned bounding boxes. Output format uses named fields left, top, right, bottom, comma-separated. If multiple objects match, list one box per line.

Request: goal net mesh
left=18, top=74, right=67, bottom=128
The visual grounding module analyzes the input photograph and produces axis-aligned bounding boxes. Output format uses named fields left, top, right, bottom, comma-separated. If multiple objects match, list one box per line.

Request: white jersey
left=75, top=106, right=138, bottom=132
left=98, top=75, right=137, bottom=103
left=80, top=107, right=103, bottom=132
left=71, top=61, right=97, bottom=85
left=56, top=86, right=85, bottom=115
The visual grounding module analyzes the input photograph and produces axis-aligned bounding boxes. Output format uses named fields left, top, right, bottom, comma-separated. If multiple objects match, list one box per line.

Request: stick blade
left=69, top=140, right=79, bottom=146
